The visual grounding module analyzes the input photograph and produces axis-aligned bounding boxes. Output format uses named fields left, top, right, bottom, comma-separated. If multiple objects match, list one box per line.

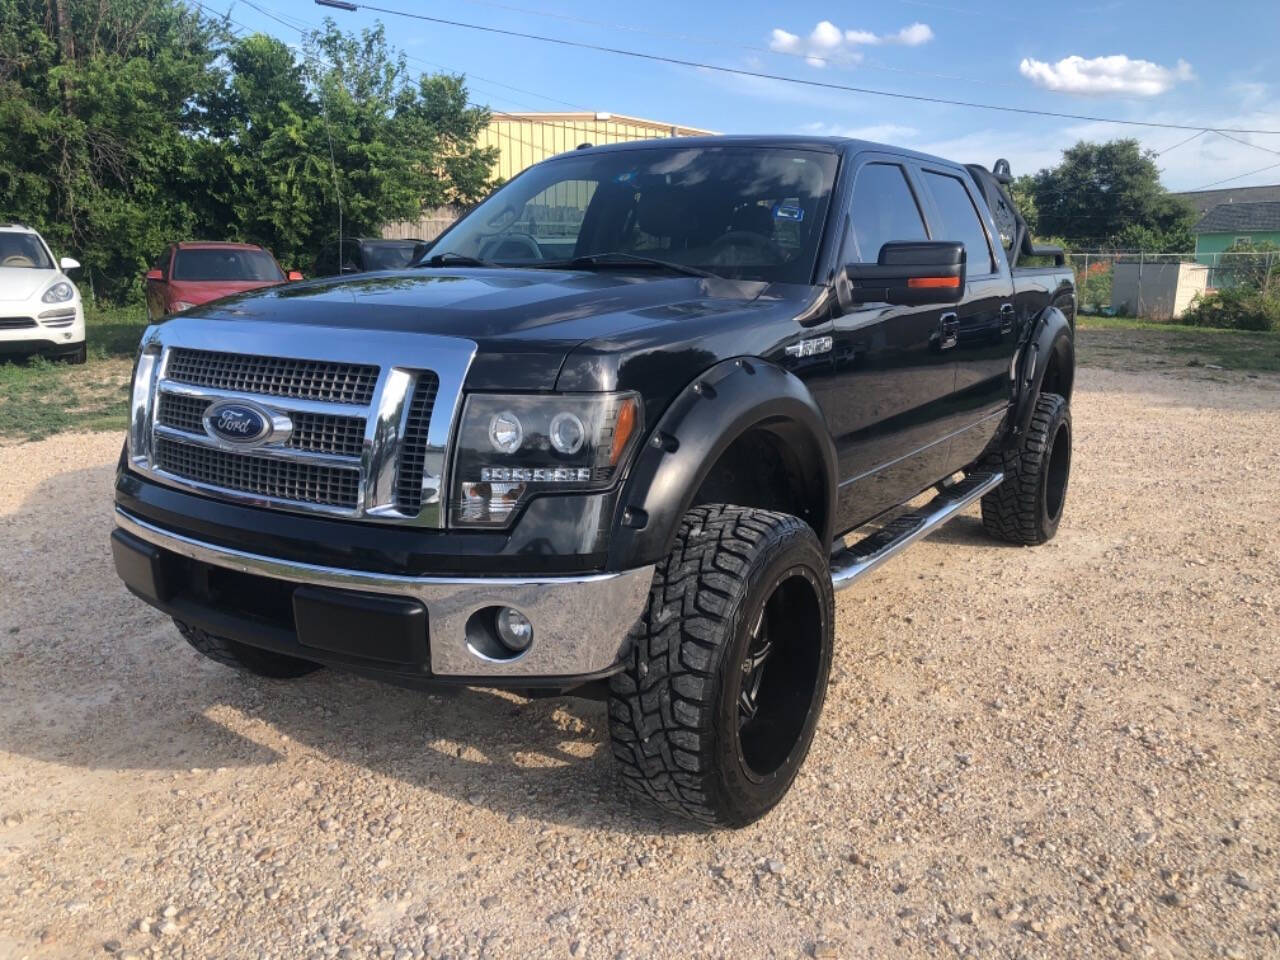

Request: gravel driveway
left=1, top=365, right=1277, bottom=959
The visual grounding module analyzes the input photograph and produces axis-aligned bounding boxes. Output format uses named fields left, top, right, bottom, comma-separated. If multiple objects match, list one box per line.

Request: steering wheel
left=707, top=231, right=785, bottom=264
left=2, top=255, right=35, bottom=268
left=480, top=233, right=543, bottom=261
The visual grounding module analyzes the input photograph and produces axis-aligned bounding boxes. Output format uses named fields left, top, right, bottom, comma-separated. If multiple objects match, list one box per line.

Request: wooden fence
left=381, top=206, right=463, bottom=242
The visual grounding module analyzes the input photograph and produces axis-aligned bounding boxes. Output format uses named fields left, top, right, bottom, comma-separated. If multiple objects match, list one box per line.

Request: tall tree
left=199, top=21, right=496, bottom=270
left=1030, top=139, right=1196, bottom=251
left=0, top=0, right=226, bottom=301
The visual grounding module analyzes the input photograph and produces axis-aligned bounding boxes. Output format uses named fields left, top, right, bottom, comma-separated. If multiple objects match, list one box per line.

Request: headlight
left=451, top=392, right=641, bottom=527
left=169, top=300, right=195, bottom=313
left=41, top=281, right=75, bottom=303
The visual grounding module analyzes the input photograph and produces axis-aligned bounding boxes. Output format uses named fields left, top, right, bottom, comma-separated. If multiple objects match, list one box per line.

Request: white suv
left=0, top=223, right=86, bottom=363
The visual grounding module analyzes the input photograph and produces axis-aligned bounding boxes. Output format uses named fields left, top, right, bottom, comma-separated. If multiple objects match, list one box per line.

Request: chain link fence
left=1069, top=251, right=1278, bottom=319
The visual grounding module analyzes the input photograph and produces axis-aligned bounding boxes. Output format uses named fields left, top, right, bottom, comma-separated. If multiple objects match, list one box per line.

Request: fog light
left=495, top=607, right=533, bottom=652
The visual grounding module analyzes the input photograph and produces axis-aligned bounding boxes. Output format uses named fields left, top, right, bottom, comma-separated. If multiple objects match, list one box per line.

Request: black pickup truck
left=112, top=136, right=1075, bottom=826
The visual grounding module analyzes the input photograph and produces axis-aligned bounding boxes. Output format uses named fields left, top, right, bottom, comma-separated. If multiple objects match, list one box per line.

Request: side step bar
left=830, top=470, right=1004, bottom=592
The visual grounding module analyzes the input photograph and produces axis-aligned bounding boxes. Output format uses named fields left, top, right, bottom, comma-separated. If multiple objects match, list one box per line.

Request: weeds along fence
left=1069, top=251, right=1278, bottom=320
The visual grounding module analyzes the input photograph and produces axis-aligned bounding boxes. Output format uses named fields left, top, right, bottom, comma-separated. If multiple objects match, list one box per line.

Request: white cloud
left=768, top=20, right=934, bottom=67
left=1018, top=54, right=1194, bottom=97
left=890, top=23, right=934, bottom=47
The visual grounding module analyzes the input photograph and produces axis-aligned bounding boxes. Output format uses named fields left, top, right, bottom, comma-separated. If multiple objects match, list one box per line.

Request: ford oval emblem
left=203, top=400, right=275, bottom=446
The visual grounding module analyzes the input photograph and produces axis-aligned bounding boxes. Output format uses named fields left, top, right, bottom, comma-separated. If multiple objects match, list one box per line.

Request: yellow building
left=383, top=111, right=717, bottom=240
left=480, top=112, right=718, bottom=182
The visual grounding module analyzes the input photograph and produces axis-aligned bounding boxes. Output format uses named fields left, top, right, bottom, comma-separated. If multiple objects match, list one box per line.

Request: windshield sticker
left=773, top=203, right=804, bottom=222
left=614, top=169, right=638, bottom=184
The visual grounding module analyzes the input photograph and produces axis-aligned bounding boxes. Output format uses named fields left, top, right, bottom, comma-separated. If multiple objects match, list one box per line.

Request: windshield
left=425, top=146, right=839, bottom=284
left=0, top=233, right=54, bottom=270
left=173, top=248, right=283, bottom=282
left=364, top=242, right=423, bottom=270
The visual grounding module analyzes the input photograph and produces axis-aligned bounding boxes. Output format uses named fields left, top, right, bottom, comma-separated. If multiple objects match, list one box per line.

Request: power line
left=1154, top=129, right=1207, bottom=156
left=329, top=1, right=1280, bottom=136
left=1211, top=130, right=1280, bottom=159
left=1191, top=159, right=1280, bottom=191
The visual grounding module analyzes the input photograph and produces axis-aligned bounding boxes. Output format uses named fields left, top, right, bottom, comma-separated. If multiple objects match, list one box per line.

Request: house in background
left=384, top=111, right=717, bottom=241
left=1191, top=201, right=1280, bottom=261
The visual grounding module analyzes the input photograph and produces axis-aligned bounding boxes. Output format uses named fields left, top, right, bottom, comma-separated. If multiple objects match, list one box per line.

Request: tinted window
left=173, top=249, right=284, bottom=282
left=0, top=233, right=54, bottom=270
left=847, top=164, right=928, bottom=263
left=923, top=172, right=994, bottom=274
left=362, top=242, right=420, bottom=270
left=429, top=147, right=839, bottom=284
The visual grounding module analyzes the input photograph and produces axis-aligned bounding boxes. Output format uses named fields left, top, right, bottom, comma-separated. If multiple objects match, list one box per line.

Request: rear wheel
left=174, top=619, right=322, bottom=679
left=981, top=392, right=1071, bottom=545
left=608, top=505, right=834, bottom=827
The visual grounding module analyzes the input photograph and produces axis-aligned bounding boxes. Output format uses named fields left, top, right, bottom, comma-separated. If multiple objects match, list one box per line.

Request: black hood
left=177, top=268, right=771, bottom=390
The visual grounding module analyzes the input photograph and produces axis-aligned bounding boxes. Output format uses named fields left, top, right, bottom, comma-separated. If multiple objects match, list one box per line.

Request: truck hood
left=176, top=268, right=770, bottom=390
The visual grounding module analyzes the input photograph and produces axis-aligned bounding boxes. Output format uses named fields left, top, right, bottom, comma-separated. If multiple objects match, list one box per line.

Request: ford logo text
left=203, top=400, right=284, bottom=447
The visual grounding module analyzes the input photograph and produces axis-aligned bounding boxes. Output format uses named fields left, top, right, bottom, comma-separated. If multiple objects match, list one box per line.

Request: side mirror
left=287, top=270, right=304, bottom=281
left=836, top=241, right=966, bottom=310
left=60, top=256, right=81, bottom=272
left=145, top=268, right=164, bottom=282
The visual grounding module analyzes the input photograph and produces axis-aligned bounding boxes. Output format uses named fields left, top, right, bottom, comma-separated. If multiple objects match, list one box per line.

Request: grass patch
left=0, top=304, right=146, bottom=442
left=1077, top=315, right=1280, bottom=374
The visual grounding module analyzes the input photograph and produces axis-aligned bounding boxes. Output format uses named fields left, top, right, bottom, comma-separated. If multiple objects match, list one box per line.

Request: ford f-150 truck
left=112, top=137, right=1076, bottom=826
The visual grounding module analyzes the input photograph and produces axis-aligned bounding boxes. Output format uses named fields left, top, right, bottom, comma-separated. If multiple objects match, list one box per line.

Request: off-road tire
left=174, top=619, right=322, bottom=679
left=981, top=391, right=1071, bottom=545
left=608, top=504, right=834, bottom=827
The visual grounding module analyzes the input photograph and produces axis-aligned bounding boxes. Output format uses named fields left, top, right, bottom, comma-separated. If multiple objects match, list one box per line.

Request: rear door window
left=921, top=171, right=995, bottom=275
left=846, top=163, right=928, bottom=263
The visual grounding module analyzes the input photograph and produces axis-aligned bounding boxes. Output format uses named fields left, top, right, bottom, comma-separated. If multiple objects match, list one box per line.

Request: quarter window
left=846, top=163, right=928, bottom=263
left=922, top=171, right=995, bottom=275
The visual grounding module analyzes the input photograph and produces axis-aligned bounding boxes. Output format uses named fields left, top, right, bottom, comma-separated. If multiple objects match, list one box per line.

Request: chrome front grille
left=166, top=347, right=379, bottom=405
left=154, top=437, right=360, bottom=508
left=128, top=318, right=476, bottom=527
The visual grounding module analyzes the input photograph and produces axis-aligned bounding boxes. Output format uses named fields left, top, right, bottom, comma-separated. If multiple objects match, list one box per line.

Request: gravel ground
left=1, top=365, right=1278, bottom=960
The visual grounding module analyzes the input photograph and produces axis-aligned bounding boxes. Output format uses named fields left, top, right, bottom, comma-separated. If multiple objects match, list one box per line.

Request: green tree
left=1009, top=174, right=1038, bottom=234
left=198, top=21, right=496, bottom=270
left=1, top=3, right=497, bottom=301
left=1030, top=139, right=1196, bottom=250
left=0, top=0, right=226, bottom=301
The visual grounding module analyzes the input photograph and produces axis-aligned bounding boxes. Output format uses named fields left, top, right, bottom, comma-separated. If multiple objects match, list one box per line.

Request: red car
left=145, top=241, right=302, bottom=320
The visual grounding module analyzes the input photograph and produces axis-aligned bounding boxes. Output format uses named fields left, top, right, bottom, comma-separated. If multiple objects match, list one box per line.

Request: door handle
left=938, top=312, right=959, bottom=350
left=999, top=302, right=1016, bottom=334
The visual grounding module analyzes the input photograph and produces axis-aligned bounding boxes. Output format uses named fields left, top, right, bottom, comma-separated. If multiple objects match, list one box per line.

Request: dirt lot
left=1, top=364, right=1278, bottom=960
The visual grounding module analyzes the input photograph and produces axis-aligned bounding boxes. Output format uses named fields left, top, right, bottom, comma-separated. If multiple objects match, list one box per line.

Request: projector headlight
left=41, top=280, right=75, bottom=303
left=451, top=392, right=641, bottom=527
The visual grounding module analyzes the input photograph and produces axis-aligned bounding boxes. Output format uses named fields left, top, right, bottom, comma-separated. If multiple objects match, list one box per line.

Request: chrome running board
left=830, top=471, right=1004, bottom=592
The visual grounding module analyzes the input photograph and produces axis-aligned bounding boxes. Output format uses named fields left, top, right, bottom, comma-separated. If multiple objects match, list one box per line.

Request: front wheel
left=981, top=391, right=1072, bottom=545
left=608, top=505, right=834, bottom=827
left=174, top=619, right=322, bottom=679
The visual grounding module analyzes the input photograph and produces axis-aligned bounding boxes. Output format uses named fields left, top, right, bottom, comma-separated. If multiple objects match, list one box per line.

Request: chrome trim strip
left=115, top=508, right=655, bottom=678
left=153, top=424, right=361, bottom=468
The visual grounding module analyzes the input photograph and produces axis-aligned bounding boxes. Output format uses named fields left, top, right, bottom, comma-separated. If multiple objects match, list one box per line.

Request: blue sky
left=226, top=0, right=1280, bottom=192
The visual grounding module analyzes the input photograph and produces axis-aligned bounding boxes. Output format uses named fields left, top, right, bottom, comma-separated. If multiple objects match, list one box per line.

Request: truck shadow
left=0, top=459, right=701, bottom=836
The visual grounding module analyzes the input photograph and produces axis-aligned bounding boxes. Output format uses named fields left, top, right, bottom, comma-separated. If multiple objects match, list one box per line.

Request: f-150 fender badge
left=785, top=336, right=833, bottom=359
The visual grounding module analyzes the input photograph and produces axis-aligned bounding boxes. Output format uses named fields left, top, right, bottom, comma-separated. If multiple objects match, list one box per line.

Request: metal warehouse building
left=383, top=111, right=716, bottom=240
left=479, top=111, right=718, bottom=182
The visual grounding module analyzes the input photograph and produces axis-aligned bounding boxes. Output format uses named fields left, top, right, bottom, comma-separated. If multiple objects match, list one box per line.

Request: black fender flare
left=606, top=357, right=838, bottom=570
left=1012, top=304, right=1074, bottom=437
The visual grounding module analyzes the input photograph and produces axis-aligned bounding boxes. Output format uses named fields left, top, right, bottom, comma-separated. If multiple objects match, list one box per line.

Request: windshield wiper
left=417, top=252, right=499, bottom=268
left=535, top=252, right=719, bottom=279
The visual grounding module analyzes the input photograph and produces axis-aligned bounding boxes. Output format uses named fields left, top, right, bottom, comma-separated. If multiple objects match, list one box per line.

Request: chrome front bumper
left=114, top=508, right=653, bottom=679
